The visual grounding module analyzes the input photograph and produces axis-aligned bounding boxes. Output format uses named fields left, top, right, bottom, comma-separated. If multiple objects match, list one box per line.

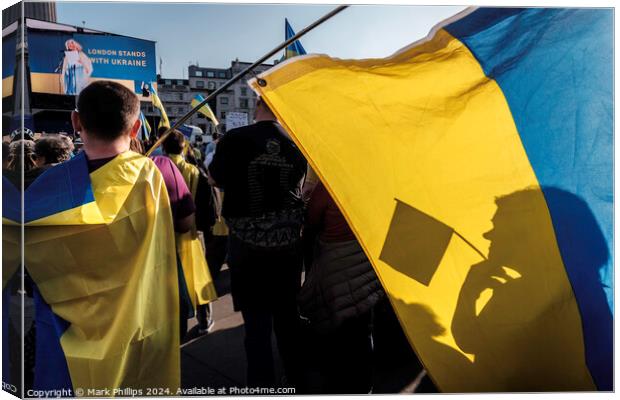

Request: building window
left=207, top=71, right=215, bottom=78
left=177, top=93, right=183, bottom=101
left=218, top=71, right=226, bottom=78
left=240, top=98, right=249, bottom=108
left=195, top=71, right=203, bottom=77
left=166, top=107, right=173, bottom=114
left=196, top=80, right=204, bottom=88
left=220, top=112, right=226, bottom=119
left=240, top=87, right=247, bottom=96
left=220, top=97, right=229, bottom=105
left=178, top=107, right=185, bottom=114
left=208, top=81, right=216, bottom=90
left=165, top=79, right=171, bottom=85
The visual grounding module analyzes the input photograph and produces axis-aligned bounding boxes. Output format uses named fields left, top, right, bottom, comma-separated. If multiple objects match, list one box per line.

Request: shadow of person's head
left=483, top=187, right=608, bottom=279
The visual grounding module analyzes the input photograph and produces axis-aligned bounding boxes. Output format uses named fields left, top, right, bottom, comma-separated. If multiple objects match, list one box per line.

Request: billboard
left=2, top=31, right=17, bottom=98
left=27, top=29, right=156, bottom=97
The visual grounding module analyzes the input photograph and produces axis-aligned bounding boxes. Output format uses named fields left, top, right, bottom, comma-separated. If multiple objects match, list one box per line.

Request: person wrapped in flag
left=2, top=80, right=181, bottom=393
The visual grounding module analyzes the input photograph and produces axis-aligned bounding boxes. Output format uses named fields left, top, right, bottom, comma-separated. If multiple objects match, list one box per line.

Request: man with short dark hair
left=72, top=80, right=141, bottom=170
left=209, top=97, right=307, bottom=387
left=11, top=80, right=181, bottom=392
left=162, top=129, right=186, bottom=156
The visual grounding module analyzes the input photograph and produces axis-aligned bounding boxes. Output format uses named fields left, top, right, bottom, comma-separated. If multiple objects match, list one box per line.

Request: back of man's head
left=76, top=81, right=140, bottom=141
left=162, top=130, right=185, bottom=155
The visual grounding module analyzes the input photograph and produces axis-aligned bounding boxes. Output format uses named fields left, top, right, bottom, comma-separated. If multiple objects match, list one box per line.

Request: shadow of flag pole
left=146, top=5, right=349, bottom=156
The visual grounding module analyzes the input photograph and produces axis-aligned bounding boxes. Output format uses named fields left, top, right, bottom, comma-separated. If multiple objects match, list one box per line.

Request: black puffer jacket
left=298, top=239, right=385, bottom=334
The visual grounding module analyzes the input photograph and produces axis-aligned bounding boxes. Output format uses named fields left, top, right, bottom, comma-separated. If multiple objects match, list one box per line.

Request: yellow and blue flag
left=2, top=151, right=180, bottom=393
left=150, top=85, right=170, bottom=129
left=251, top=8, right=612, bottom=392
left=282, top=18, right=307, bottom=60
left=139, top=111, right=151, bottom=140
left=191, top=94, right=219, bottom=125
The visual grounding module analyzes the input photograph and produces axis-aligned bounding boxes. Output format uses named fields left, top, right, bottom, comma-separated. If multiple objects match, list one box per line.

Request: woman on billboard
left=61, top=39, right=93, bottom=95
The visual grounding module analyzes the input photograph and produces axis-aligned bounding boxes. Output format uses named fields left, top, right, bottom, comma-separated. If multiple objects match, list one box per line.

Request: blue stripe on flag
left=285, top=18, right=306, bottom=56
left=2, top=176, right=21, bottom=222
left=446, top=8, right=613, bottom=390
left=24, top=152, right=95, bottom=223
left=33, top=286, right=73, bottom=393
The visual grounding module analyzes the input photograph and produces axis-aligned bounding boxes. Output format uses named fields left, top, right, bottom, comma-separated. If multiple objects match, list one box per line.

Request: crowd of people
left=3, top=80, right=431, bottom=394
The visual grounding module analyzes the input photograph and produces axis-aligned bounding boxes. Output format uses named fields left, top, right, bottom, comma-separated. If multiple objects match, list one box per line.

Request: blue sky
left=56, top=2, right=465, bottom=78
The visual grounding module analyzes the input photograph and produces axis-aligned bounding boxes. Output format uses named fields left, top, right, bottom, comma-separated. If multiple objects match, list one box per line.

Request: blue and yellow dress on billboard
left=2, top=151, right=180, bottom=394
left=250, top=8, right=613, bottom=392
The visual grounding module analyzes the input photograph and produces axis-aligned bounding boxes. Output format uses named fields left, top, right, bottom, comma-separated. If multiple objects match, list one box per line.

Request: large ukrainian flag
left=2, top=151, right=180, bottom=394
left=250, top=8, right=613, bottom=392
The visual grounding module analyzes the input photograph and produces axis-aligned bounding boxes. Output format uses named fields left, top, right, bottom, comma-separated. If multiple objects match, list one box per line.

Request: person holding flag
left=3, top=80, right=181, bottom=393
left=160, top=129, right=218, bottom=337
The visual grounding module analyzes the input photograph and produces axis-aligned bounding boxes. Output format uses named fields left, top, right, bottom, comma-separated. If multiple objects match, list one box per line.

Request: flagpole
left=146, top=5, right=349, bottom=156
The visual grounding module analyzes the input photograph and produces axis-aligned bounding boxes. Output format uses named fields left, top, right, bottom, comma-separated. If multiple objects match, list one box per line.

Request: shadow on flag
left=379, top=199, right=454, bottom=286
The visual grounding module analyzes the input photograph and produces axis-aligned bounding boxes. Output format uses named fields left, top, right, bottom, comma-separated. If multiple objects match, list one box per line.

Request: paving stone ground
left=179, top=266, right=434, bottom=395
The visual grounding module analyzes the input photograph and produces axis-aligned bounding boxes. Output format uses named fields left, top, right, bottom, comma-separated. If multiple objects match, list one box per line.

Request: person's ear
left=130, top=118, right=141, bottom=139
left=71, top=111, right=82, bottom=133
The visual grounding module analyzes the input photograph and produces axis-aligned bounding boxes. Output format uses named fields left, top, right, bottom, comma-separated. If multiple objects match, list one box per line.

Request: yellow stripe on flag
left=191, top=97, right=219, bottom=126
left=250, top=29, right=592, bottom=391
left=151, top=90, right=170, bottom=129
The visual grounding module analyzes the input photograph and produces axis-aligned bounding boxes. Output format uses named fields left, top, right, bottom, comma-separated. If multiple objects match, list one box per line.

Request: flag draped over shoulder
left=191, top=95, right=219, bottom=126
left=168, top=153, right=218, bottom=308
left=282, top=18, right=306, bottom=60
left=151, top=85, right=170, bottom=129
left=2, top=151, right=180, bottom=393
left=250, top=8, right=613, bottom=392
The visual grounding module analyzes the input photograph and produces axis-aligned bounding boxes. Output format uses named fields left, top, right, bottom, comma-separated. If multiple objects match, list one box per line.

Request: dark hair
left=162, top=130, right=185, bottom=155
left=35, top=135, right=74, bottom=165
left=76, top=80, right=139, bottom=141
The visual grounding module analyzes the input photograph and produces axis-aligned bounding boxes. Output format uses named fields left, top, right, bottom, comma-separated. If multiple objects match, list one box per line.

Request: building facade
left=142, top=59, right=274, bottom=136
